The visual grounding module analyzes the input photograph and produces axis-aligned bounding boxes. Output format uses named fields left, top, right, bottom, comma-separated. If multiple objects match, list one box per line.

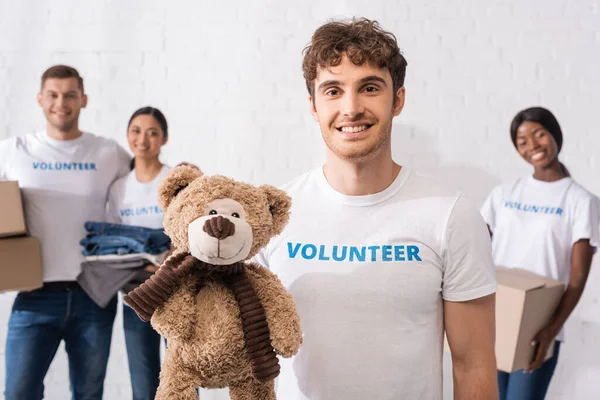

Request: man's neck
left=323, top=151, right=401, bottom=196
left=46, top=124, right=82, bottom=141
left=134, top=157, right=164, bottom=183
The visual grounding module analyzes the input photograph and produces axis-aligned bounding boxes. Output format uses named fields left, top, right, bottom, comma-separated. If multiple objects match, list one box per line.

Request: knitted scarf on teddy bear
left=124, top=252, right=280, bottom=383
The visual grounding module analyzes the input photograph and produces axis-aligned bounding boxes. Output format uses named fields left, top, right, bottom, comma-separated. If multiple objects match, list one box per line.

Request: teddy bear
left=123, top=166, right=302, bottom=400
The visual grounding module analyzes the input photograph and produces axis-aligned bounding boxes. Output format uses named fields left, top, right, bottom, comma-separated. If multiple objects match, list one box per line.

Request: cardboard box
left=494, top=267, right=564, bottom=372
left=0, top=236, right=43, bottom=292
left=0, top=181, right=27, bottom=238
left=444, top=267, right=564, bottom=373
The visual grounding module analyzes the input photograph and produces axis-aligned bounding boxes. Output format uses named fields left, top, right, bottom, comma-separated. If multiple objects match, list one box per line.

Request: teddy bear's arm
left=124, top=251, right=201, bottom=322
left=151, top=274, right=199, bottom=341
left=245, top=262, right=302, bottom=358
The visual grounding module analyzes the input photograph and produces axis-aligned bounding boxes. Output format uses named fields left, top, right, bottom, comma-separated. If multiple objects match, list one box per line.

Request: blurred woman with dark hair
left=107, top=106, right=199, bottom=400
left=481, top=106, right=599, bottom=399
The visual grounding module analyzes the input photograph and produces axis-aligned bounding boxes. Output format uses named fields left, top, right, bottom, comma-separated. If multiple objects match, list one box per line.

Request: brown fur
left=124, top=166, right=302, bottom=400
left=158, top=167, right=290, bottom=260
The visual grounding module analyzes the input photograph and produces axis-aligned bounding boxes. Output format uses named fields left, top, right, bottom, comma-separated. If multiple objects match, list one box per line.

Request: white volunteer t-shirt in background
left=107, top=165, right=170, bottom=229
left=0, top=132, right=131, bottom=282
left=253, top=166, right=496, bottom=400
left=481, top=175, right=600, bottom=341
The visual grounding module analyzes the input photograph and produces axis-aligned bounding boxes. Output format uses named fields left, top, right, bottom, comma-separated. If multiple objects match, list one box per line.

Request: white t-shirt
left=0, top=132, right=131, bottom=282
left=481, top=175, right=600, bottom=341
left=253, top=166, right=496, bottom=400
left=107, top=165, right=170, bottom=229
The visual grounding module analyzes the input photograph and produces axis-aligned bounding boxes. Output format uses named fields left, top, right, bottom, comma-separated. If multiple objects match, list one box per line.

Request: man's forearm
left=453, top=359, right=499, bottom=400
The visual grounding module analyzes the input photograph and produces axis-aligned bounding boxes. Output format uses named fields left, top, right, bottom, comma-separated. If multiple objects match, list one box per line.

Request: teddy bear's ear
left=260, top=185, right=292, bottom=236
left=158, top=165, right=203, bottom=210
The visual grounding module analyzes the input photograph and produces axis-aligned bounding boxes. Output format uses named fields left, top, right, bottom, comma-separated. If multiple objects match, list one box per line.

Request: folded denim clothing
left=83, top=251, right=168, bottom=267
left=80, top=221, right=171, bottom=256
left=88, top=258, right=146, bottom=270
left=80, top=235, right=147, bottom=256
left=77, top=260, right=143, bottom=308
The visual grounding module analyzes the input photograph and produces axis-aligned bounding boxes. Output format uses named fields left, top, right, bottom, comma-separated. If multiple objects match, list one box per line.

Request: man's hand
left=525, top=325, right=558, bottom=373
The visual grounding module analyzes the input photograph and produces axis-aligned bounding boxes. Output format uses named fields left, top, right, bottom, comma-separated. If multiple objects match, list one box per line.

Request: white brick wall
left=0, top=0, right=599, bottom=398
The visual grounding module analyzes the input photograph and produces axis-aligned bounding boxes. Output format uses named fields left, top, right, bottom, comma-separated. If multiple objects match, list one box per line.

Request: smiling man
left=0, top=65, right=130, bottom=400
left=253, top=18, right=499, bottom=399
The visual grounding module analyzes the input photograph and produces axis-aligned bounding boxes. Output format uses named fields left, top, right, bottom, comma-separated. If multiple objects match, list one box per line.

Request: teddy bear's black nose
left=203, top=215, right=236, bottom=240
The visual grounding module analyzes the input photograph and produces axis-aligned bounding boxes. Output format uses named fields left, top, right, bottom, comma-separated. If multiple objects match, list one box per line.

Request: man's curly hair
left=302, top=18, right=408, bottom=98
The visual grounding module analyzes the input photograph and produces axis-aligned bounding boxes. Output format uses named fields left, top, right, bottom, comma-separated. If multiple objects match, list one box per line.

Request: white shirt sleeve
left=571, top=193, right=600, bottom=249
left=441, top=194, right=497, bottom=302
left=113, top=141, right=132, bottom=180
left=250, top=247, right=270, bottom=269
left=106, top=181, right=122, bottom=224
left=480, top=185, right=501, bottom=233
left=0, top=138, right=11, bottom=181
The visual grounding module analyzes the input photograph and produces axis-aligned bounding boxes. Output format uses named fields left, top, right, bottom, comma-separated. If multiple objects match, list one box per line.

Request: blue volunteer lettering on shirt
left=287, top=242, right=423, bottom=262
left=33, top=162, right=97, bottom=171
left=120, top=205, right=163, bottom=217
left=504, top=201, right=563, bottom=216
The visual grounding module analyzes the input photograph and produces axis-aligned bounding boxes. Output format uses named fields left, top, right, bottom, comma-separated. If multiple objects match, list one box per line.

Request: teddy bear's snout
left=203, top=215, right=236, bottom=240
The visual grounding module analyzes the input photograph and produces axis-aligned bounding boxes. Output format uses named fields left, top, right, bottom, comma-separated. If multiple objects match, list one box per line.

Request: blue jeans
left=497, top=341, right=561, bottom=400
left=4, top=284, right=117, bottom=400
left=123, top=304, right=162, bottom=400
left=80, top=235, right=149, bottom=256
left=82, top=221, right=170, bottom=255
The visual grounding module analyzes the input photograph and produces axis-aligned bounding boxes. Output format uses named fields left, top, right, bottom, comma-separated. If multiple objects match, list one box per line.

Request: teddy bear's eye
left=231, top=212, right=240, bottom=218
left=209, top=210, right=217, bottom=215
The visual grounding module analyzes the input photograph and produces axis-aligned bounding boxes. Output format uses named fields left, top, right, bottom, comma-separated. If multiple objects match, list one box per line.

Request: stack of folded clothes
left=77, top=221, right=172, bottom=308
